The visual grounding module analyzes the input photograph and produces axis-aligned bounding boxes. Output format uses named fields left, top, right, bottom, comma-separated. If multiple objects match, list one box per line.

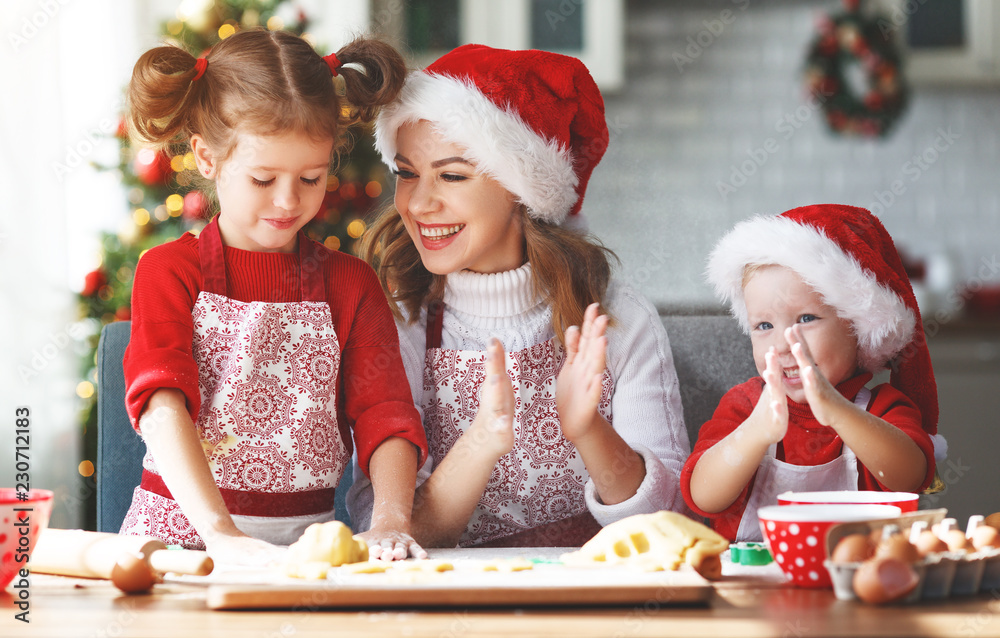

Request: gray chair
left=660, top=313, right=758, bottom=447
left=95, top=321, right=354, bottom=534
left=96, top=320, right=145, bottom=533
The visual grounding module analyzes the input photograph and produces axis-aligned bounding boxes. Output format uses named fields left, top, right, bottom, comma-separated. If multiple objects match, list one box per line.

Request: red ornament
left=115, top=306, right=132, bottom=321
left=82, top=269, right=108, bottom=297
left=134, top=148, right=173, bottom=186
left=182, top=191, right=210, bottom=221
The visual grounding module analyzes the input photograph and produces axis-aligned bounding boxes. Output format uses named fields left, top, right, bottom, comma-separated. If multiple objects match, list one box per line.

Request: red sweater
left=123, top=231, right=427, bottom=477
left=681, top=374, right=935, bottom=541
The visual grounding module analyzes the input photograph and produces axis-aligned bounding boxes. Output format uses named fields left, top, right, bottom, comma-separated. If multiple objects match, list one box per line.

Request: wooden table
left=6, top=554, right=1000, bottom=638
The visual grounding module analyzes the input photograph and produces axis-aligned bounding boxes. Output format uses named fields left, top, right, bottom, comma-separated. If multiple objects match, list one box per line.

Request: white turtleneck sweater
left=346, top=263, right=691, bottom=539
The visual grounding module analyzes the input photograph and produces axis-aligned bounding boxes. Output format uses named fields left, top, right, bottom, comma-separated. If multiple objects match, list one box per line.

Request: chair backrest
left=660, top=313, right=758, bottom=447
left=96, top=320, right=144, bottom=533
left=95, top=320, right=354, bottom=533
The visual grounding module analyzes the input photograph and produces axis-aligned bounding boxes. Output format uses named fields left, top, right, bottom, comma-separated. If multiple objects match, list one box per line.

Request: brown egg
left=832, top=533, right=875, bottom=563
left=984, top=512, right=1000, bottom=531
left=972, top=525, right=1000, bottom=550
left=110, top=552, right=157, bottom=594
left=914, top=530, right=948, bottom=556
left=943, top=529, right=972, bottom=553
left=852, top=557, right=920, bottom=604
left=875, top=533, right=919, bottom=564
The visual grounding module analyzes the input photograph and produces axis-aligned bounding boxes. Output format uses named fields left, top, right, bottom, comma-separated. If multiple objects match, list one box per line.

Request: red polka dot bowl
left=777, top=490, right=919, bottom=513
left=1, top=489, right=54, bottom=590
left=758, top=503, right=902, bottom=588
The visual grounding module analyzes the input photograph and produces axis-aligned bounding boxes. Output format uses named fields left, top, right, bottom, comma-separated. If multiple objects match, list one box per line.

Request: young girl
left=349, top=44, right=691, bottom=548
left=682, top=204, right=945, bottom=541
left=119, top=29, right=428, bottom=564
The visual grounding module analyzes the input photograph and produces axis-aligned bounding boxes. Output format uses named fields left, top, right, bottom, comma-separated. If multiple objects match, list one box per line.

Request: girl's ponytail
left=126, top=46, right=206, bottom=148
left=334, top=37, right=407, bottom=125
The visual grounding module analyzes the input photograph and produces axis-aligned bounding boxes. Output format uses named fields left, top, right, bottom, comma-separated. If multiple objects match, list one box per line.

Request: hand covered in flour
left=785, top=325, right=853, bottom=427
left=468, top=338, right=515, bottom=461
left=357, top=526, right=427, bottom=561
left=556, top=303, right=609, bottom=443
left=749, top=346, right=789, bottom=446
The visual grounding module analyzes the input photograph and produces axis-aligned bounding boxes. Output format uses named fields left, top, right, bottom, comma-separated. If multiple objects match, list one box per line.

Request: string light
left=324, top=236, right=341, bottom=251
left=218, top=23, right=237, bottom=39
left=165, top=194, right=184, bottom=215
left=77, top=381, right=95, bottom=399
left=346, top=219, right=366, bottom=238
left=365, top=181, right=382, bottom=198
left=133, top=208, right=150, bottom=226
left=78, top=460, right=95, bottom=478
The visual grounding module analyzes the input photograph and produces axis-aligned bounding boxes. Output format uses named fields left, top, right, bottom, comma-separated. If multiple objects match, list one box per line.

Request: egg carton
left=822, top=509, right=1000, bottom=603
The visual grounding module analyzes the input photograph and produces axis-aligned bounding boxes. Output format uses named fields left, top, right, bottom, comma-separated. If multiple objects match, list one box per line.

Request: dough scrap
left=480, top=557, right=534, bottom=572
left=561, top=511, right=729, bottom=579
left=285, top=521, right=369, bottom=579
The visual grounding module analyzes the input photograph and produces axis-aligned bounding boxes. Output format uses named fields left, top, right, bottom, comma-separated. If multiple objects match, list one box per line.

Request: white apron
left=120, top=218, right=350, bottom=548
left=735, top=388, right=871, bottom=542
left=423, top=301, right=613, bottom=547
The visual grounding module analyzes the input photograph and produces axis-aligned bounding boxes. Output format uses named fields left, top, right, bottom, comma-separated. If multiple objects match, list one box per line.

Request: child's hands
left=785, top=325, right=852, bottom=426
left=357, top=527, right=427, bottom=561
left=468, top=338, right=515, bottom=461
left=556, top=303, right=609, bottom=443
left=750, top=347, right=789, bottom=445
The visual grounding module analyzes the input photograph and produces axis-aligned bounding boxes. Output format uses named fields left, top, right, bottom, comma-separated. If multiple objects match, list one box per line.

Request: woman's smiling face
left=392, top=119, right=524, bottom=275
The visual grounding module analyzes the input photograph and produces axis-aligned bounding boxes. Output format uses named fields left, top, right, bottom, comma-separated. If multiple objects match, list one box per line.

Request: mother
left=349, top=44, right=690, bottom=548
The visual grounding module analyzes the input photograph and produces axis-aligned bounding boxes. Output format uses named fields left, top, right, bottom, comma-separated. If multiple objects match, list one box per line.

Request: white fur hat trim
left=706, top=215, right=916, bottom=372
left=374, top=71, right=579, bottom=225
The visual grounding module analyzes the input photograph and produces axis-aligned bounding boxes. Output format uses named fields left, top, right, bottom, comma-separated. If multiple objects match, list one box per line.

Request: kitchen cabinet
left=919, top=322, right=1000, bottom=522
left=875, top=0, right=1000, bottom=84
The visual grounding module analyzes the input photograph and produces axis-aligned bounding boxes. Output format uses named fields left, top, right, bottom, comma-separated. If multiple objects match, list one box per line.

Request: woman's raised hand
left=468, top=338, right=516, bottom=461
left=556, top=303, right=609, bottom=443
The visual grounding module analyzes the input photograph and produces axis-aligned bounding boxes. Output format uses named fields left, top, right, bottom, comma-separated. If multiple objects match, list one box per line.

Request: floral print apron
left=423, top=301, right=612, bottom=547
left=120, top=219, right=349, bottom=547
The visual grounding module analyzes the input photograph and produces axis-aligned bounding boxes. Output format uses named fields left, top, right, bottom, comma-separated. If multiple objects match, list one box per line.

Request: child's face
left=198, top=129, right=332, bottom=253
left=392, top=119, right=523, bottom=275
left=743, top=265, right=860, bottom=404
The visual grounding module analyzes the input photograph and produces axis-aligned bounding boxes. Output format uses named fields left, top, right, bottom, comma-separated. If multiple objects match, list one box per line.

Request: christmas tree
left=76, top=0, right=390, bottom=530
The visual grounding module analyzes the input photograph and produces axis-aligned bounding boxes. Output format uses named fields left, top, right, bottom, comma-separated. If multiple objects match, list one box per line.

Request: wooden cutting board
left=177, top=548, right=714, bottom=610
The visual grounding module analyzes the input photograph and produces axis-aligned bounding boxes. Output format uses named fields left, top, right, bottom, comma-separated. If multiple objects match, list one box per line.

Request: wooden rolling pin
left=28, top=529, right=213, bottom=582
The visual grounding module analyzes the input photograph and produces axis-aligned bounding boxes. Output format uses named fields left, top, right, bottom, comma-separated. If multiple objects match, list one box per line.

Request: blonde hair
left=126, top=29, right=406, bottom=165
left=359, top=205, right=617, bottom=343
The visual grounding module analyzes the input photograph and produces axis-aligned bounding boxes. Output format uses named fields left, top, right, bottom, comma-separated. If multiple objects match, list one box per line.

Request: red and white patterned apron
left=735, top=388, right=870, bottom=542
left=423, top=301, right=612, bottom=547
left=120, top=218, right=349, bottom=548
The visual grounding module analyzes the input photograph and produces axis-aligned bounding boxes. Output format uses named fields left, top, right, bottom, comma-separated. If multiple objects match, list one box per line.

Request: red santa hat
left=706, top=204, right=940, bottom=439
left=374, top=44, right=608, bottom=225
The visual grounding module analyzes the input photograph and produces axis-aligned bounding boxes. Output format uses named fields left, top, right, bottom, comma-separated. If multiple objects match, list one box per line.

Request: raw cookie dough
left=285, top=521, right=368, bottom=579
left=561, top=511, right=729, bottom=579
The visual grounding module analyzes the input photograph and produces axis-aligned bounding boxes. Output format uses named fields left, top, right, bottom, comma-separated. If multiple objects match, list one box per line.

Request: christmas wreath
left=805, top=0, right=908, bottom=138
